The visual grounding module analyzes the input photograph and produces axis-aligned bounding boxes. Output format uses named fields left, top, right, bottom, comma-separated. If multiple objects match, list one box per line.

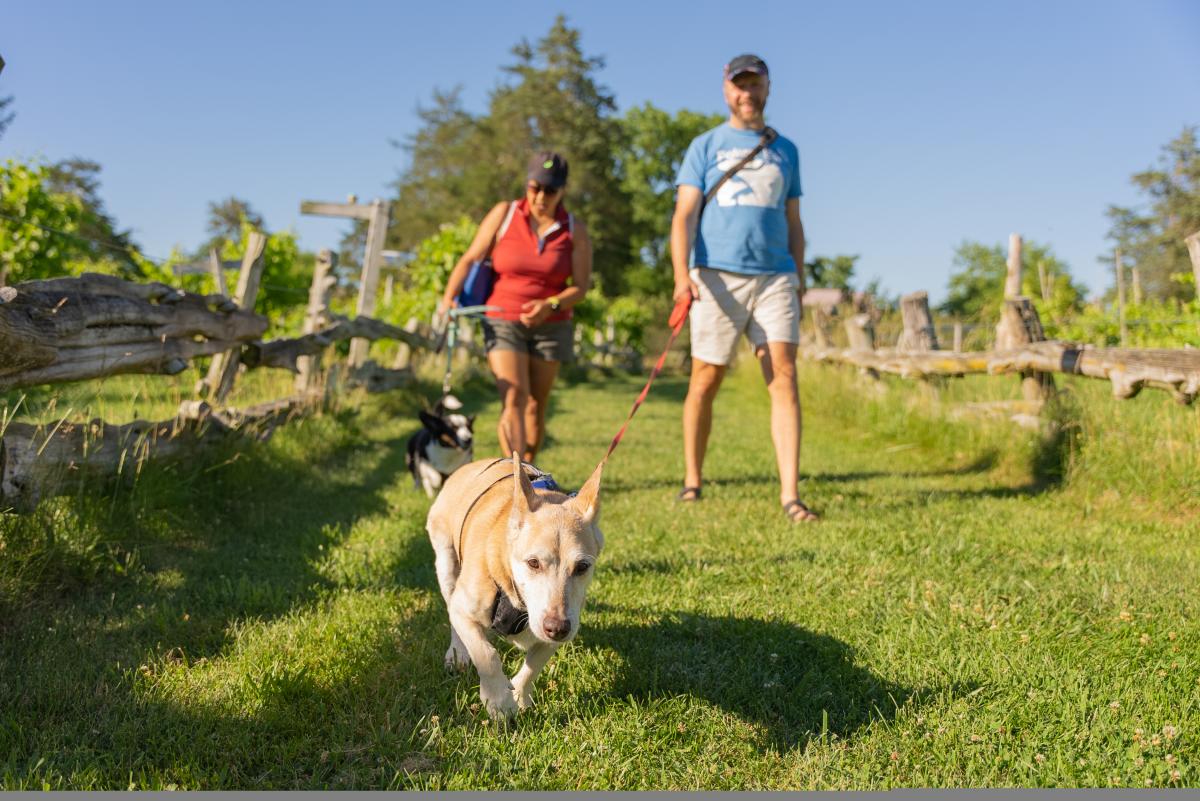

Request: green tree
left=1105, top=126, right=1200, bottom=301
left=0, top=95, right=14, bottom=141
left=940, top=239, right=1085, bottom=323
left=0, top=159, right=89, bottom=284
left=202, top=197, right=265, bottom=257
left=217, top=219, right=308, bottom=333
left=45, top=157, right=141, bottom=275
left=617, top=103, right=723, bottom=294
left=387, top=16, right=635, bottom=292
left=805, top=254, right=858, bottom=292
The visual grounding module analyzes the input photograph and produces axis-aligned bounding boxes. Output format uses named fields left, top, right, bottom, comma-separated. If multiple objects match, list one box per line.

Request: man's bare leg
left=757, top=341, right=816, bottom=520
left=682, top=358, right=726, bottom=496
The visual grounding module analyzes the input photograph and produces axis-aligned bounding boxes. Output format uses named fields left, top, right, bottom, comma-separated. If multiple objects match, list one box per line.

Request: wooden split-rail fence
left=0, top=198, right=635, bottom=513
left=799, top=232, right=1200, bottom=410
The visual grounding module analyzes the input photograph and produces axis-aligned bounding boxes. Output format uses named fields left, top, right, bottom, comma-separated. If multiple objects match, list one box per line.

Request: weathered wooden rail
left=801, top=231, right=1200, bottom=408
left=801, top=342, right=1200, bottom=404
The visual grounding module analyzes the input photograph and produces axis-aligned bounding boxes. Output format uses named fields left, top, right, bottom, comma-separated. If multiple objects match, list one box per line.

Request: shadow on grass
left=585, top=610, right=921, bottom=752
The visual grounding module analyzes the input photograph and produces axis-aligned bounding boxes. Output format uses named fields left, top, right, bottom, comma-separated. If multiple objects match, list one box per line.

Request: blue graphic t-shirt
left=675, top=123, right=802, bottom=275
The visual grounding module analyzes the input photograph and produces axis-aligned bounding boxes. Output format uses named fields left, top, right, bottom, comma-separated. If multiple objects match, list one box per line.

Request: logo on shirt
left=714, top=148, right=785, bottom=208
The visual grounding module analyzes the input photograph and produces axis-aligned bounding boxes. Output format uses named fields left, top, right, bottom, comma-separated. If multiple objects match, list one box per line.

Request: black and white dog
left=406, top=395, right=475, bottom=498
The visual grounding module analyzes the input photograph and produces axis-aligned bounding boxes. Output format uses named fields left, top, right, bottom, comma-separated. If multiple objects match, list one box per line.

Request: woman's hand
left=519, top=299, right=553, bottom=327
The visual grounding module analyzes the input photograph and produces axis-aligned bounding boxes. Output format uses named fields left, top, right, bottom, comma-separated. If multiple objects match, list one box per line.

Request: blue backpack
left=456, top=201, right=518, bottom=309
left=457, top=258, right=495, bottom=308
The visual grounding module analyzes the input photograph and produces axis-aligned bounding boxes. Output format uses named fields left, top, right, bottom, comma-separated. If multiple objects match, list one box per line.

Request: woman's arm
left=518, top=218, right=592, bottom=326
left=439, top=201, right=511, bottom=313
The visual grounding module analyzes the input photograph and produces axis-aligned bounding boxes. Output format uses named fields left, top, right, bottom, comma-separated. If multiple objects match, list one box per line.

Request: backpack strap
left=495, top=200, right=518, bottom=242
left=567, top=212, right=574, bottom=235
left=702, top=126, right=778, bottom=208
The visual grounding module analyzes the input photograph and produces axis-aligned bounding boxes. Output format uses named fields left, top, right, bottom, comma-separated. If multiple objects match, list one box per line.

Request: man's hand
left=674, top=276, right=700, bottom=305
left=519, top=299, right=553, bottom=327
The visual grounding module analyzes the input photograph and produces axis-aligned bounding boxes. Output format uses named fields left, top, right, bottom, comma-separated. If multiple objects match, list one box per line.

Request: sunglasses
left=526, top=182, right=562, bottom=195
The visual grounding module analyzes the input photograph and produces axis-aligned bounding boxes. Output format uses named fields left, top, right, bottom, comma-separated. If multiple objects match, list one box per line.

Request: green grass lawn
left=0, top=357, right=1197, bottom=789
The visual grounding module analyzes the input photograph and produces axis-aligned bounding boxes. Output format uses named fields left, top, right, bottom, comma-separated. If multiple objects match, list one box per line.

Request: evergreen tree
left=1105, top=126, right=1200, bottom=301
left=387, top=16, right=635, bottom=292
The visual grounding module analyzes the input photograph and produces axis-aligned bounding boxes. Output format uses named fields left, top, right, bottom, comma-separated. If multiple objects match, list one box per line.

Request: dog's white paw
left=513, top=684, right=535, bottom=711
left=444, top=642, right=470, bottom=672
left=480, top=681, right=518, bottom=719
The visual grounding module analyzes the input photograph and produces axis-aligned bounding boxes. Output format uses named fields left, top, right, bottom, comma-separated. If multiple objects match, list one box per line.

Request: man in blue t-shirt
left=671, top=53, right=818, bottom=523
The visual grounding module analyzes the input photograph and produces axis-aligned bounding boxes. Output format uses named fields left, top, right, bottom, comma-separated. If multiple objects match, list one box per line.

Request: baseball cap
left=527, top=152, right=569, bottom=190
left=724, top=54, right=769, bottom=81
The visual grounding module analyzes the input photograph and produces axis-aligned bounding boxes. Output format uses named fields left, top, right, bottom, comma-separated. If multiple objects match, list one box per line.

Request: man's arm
left=786, top=197, right=806, bottom=301
left=671, top=185, right=704, bottom=303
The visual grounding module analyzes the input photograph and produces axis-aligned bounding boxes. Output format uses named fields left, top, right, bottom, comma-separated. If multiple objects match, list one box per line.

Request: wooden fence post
left=1115, top=248, right=1128, bottom=347
left=349, top=199, right=392, bottom=368
left=994, top=234, right=1054, bottom=403
left=1186, top=231, right=1200, bottom=299
left=953, top=321, right=964, bottom=353
left=809, top=307, right=833, bottom=347
left=208, top=247, right=228, bottom=297
left=898, top=291, right=938, bottom=351
left=1004, top=233, right=1023, bottom=298
left=295, top=248, right=337, bottom=394
left=392, top=317, right=420, bottom=370
left=200, top=230, right=267, bottom=403
left=844, top=313, right=875, bottom=352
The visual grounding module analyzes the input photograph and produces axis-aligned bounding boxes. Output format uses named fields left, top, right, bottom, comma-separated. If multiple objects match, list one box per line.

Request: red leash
left=603, top=295, right=692, bottom=461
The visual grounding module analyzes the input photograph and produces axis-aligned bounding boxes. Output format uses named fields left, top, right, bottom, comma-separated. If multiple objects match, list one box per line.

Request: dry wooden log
left=800, top=342, right=1200, bottom=404
left=988, top=342, right=1200, bottom=404
left=18, top=272, right=238, bottom=312
left=243, top=312, right=457, bottom=374
left=898, top=291, right=938, bottom=351
left=1, top=396, right=314, bottom=513
left=0, top=276, right=266, bottom=391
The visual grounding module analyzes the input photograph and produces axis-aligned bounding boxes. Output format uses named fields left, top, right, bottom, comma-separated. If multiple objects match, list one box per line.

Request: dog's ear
left=570, top=459, right=604, bottom=526
left=508, top=451, right=536, bottom=538
left=418, top=410, right=445, bottom=431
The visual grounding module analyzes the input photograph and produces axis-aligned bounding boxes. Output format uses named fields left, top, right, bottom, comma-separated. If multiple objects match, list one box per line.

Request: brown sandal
left=677, top=486, right=702, bottom=502
left=783, top=499, right=819, bottom=522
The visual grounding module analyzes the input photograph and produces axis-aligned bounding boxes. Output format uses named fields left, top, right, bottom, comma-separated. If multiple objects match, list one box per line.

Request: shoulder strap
left=496, top=200, right=518, bottom=241
left=567, top=212, right=574, bottom=235
left=702, top=126, right=778, bottom=207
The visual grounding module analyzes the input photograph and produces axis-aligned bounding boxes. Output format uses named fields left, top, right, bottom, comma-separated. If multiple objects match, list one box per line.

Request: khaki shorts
left=689, top=268, right=801, bottom=366
left=480, top=318, right=575, bottom=363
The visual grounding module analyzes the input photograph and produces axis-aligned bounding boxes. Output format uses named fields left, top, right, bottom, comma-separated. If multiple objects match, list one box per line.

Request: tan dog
left=425, top=452, right=603, bottom=718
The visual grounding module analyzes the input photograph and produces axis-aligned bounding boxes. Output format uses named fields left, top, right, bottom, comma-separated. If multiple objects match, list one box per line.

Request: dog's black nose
left=542, top=616, right=571, bottom=641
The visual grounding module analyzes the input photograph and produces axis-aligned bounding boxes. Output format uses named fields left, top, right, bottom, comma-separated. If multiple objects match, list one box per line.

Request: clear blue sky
left=4, top=0, right=1198, bottom=301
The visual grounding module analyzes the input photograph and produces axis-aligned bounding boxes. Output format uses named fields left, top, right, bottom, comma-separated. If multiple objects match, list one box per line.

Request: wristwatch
left=547, top=296, right=561, bottom=312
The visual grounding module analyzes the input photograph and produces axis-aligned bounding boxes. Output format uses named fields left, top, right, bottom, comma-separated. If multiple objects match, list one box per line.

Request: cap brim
left=726, top=65, right=768, bottom=80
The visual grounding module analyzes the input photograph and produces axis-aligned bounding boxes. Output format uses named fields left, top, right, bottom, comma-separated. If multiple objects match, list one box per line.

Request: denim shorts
left=480, top=318, right=575, bottom=363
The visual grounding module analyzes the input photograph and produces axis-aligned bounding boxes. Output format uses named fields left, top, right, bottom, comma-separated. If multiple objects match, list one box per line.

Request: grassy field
left=0, top=356, right=1197, bottom=789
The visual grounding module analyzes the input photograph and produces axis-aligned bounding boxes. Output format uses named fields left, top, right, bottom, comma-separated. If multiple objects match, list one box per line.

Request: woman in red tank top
left=439, top=152, right=593, bottom=463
